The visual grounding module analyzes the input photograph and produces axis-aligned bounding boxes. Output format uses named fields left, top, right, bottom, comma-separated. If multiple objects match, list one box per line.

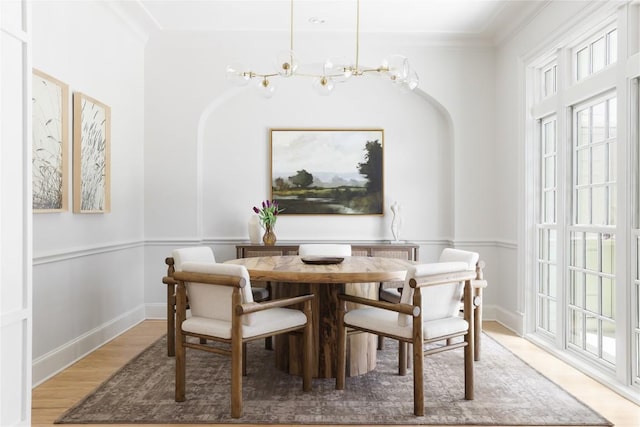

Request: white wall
left=31, top=1, right=146, bottom=385
left=142, top=32, right=499, bottom=314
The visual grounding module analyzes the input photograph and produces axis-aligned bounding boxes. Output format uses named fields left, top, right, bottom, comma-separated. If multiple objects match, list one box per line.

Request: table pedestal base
left=272, top=282, right=378, bottom=379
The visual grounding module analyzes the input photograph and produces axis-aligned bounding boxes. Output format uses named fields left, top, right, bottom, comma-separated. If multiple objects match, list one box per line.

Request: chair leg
left=377, top=335, right=384, bottom=350
left=231, top=337, right=243, bottom=418
left=265, top=336, right=273, bottom=350
left=398, top=341, right=407, bottom=376
left=167, top=287, right=175, bottom=357
left=413, top=339, right=424, bottom=416
left=242, top=343, right=247, bottom=376
left=474, top=288, right=482, bottom=361
left=174, top=332, right=185, bottom=402
left=336, top=301, right=347, bottom=390
left=302, top=300, right=313, bottom=392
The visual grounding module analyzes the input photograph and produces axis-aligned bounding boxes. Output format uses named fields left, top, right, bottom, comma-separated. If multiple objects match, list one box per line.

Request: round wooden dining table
left=225, top=255, right=414, bottom=379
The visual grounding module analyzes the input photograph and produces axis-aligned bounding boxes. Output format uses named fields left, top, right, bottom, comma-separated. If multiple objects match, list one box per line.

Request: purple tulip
left=266, top=200, right=271, bottom=207
left=253, top=206, right=259, bottom=214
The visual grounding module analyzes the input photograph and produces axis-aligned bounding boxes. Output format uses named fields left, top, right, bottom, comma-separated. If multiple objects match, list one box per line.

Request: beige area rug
left=55, top=334, right=612, bottom=425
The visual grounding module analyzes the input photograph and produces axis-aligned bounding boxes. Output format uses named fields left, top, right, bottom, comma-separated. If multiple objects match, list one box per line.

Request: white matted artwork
left=73, top=92, right=111, bottom=213
left=32, top=69, right=69, bottom=212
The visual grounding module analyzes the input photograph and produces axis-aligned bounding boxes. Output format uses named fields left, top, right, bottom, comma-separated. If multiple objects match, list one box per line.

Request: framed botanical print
left=73, top=92, right=111, bottom=213
left=270, top=128, right=384, bottom=215
left=32, top=69, right=69, bottom=212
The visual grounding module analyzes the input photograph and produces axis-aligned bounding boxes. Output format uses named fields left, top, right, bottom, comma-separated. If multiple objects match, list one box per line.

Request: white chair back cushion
left=398, top=261, right=470, bottom=327
left=298, top=244, right=352, bottom=257
left=438, top=248, right=479, bottom=270
left=179, top=261, right=256, bottom=325
left=172, top=247, right=216, bottom=271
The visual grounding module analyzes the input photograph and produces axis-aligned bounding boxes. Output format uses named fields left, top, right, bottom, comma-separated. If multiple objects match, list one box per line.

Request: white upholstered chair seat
left=182, top=307, right=308, bottom=339
left=344, top=308, right=468, bottom=341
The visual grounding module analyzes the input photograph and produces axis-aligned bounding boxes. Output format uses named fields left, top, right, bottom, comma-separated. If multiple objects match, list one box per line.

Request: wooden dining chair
left=336, top=261, right=477, bottom=416
left=379, top=248, right=486, bottom=361
left=173, top=261, right=314, bottom=418
left=162, top=246, right=269, bottom=357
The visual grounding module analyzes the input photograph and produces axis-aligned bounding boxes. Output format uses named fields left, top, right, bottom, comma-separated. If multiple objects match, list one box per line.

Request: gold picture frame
left=270, top=128, right=384, bottom=215
left=73, top=92, right=111, bottom=213
left=32, top=69, right=69, bottom=212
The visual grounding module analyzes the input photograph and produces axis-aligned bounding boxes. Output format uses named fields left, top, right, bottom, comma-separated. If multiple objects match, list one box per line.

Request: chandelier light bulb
left=382, top=54, right=410, bottom=82
left=225, top=63, right=251, bottom=86
left=259, top=77, right=276, bottom=98
left=274, top=50, right=298, bottom=77
left=313, top=75, right=335, bottom=95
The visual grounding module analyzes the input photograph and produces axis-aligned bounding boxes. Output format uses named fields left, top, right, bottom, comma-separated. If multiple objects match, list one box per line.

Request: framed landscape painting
left=32, top=69, right=69, bottom=212
left=270, top=128, right=384, bottom=215
left=73, top=92, right=111, bottom=213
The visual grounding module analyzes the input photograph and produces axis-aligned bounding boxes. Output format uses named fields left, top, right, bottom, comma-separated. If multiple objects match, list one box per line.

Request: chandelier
left=225, top=0, right=419, bottom=97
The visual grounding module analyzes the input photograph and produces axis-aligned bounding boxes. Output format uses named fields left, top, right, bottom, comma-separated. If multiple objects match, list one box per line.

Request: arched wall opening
left=195, top=72, right=455, bottom=246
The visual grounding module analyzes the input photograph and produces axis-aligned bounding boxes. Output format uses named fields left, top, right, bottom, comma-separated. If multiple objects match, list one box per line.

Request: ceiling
left=114, top=0, right=550, bottom=44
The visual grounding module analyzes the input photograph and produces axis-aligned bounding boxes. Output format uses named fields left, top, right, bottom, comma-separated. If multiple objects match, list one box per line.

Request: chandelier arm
left=355, top=0, right=360, bottom=73
left=290, top=0, right=294, bottom=52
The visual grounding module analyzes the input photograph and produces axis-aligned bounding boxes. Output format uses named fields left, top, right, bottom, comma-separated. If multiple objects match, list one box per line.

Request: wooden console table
left=236, top=242, right=418, bottom=260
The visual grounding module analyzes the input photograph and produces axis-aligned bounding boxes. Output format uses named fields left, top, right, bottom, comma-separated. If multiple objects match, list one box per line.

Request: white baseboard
left=32, top=305, right=146, bottom=387
left=486, top=305, right=525, bottom=336
left=145, top=303, right=167, bottom=320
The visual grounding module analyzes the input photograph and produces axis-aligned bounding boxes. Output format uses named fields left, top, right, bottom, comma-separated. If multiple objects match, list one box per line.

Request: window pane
left=545, top=156, right=556, bottom=188
left=545, top=191, right=555, bottom=223
left=572, top=232, right=585, bottom=268
left=570, top=309, right=584, bottom=346
left=602, top=234, right=615, bottom=275
left=585, top=315, right=599, bottom=355
left=602, top=321, right=616, bottom=364
left=586, top=233, right=599, bottom=270
left=545, top=120, right=556, bottom=153
left=577, top=109, right=590, bottom=146
left=586, top=274, right=599, bottom=312
left=592, top=145, right=606, bottom=184
left=608, top=29, right=617, bottom=64
left=608, top=141, right=616, bottom=181
left=602, top=277, right=615, bottom=318
left=576, top=188, right=590, bottom=224
left=608, top=98, right=617, bottom=138
left=592, top=187, right=606, bottom=225
left=592, top=37, right=606, bottom=73
left=540, top=263, right=549, bottom=294
left=577, top=148, right=590, bottom=185
left=549, top=264, right=557, bottom=298
left=549, top=300, right=557, bottom=334
left=549, top=229, right=556, bottom=262
left=544, top=68, right=554, bottom=97
left=609, top=184, right=617, bottom=225
left=577, top=47, right=589, bottom=80
left=592, top=102, right=606, bottom=142
left=570, top=271, right=584, bottom=306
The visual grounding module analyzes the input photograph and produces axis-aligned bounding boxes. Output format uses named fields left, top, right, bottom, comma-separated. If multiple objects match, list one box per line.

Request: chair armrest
left=237, top=294, right=315, bottom=315
left=472, top=279, right=488, bottom=289
left=338, top=293, right=418, bottom=316
left=411, top=270, right=476, bottom=288
left=162, top=276, right=177, bottom=286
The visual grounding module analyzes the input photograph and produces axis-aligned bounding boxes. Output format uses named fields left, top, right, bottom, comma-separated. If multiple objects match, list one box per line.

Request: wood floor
left=32, top=320, right=639, bottom=427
